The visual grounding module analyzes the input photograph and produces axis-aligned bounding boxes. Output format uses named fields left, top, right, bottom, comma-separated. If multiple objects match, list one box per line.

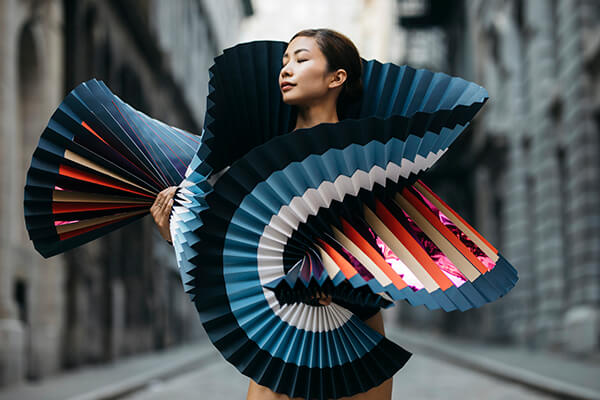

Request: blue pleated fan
left=23, top=79, right=203, bottom=258
left=23, top=39, right=517, bottom=400
left=170, top=41, right=518, bottom=399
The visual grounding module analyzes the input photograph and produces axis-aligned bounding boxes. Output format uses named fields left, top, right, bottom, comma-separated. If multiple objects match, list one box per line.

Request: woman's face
left=279, top=36, right=332, bottom=106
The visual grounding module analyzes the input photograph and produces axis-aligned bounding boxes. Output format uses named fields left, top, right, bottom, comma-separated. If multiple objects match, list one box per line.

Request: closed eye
left=282, top=59, right=308, bottom=67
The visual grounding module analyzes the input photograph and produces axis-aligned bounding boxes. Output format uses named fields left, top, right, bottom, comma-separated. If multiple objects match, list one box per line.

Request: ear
left=328, top=69, right=347, bottom=89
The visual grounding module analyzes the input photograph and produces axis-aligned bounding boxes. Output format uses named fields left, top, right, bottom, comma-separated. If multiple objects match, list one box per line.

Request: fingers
left=151, top=190, right=164, bottom=213
left=151, top=187, right=177, bottom=224
left=318, top=297, right=332, bottom=306
left=157, top=189, right=177, bottom=220
left=149, top=187, right=177, bottom=243
left=316, top=291, right=332, bottom=306
left=162, top=188, right=177, bottom=214
left=152, top=187, right=176, bottom=210
left=157, top=197, right=175, bottom=226
left=165, top=188, right=177, bottom=207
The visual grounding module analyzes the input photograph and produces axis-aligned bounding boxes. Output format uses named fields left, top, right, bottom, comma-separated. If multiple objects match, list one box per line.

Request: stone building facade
left=464, top=0, right=600, bottom=356
left=0, top=0, right=250, bottom=387
left=396, top=0, right=600, bottom=357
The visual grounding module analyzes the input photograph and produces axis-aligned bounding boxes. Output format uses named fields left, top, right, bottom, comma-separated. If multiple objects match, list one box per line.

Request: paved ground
left=121, top=345, right=558, bottom=400
left=2, top=320, right=598, bottom=400
left=0, top=342, right=218, bottom=400
left=387, top=327, right=600, bottom=399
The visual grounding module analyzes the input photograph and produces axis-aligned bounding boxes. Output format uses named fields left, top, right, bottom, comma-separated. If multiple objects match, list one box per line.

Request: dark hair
left=289, top=28, right=363, bottom=118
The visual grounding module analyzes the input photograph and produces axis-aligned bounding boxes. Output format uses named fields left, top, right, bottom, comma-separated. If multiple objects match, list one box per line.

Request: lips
left=281, top=82, right=296, bottom=91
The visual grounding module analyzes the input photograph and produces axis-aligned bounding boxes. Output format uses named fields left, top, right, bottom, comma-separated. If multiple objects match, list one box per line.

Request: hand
left=315, top=291, right=332, bottom=306
left=150, top=187, right=177, bottom=243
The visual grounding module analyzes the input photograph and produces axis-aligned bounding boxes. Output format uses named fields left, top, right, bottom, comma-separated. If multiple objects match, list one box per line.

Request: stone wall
left=393, top=0, right=600, bottom=357
left=454, top=0, right=600, bottom=355
left=0, top=0, right=66, bottom=384
left=0, top=0, right=249, bottom=387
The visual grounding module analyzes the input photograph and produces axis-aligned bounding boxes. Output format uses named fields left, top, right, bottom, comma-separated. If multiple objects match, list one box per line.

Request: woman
left=151, top=29, right=393, bottom=400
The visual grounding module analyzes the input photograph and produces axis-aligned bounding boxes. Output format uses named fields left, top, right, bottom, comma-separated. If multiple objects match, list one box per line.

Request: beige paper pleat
left=362, top=204, right=439, bottom=292
left=314, top=243, right=342, bottom=280
left=55, top=209, right=147, bottom=234
left=53, top=190, right=153, bottom=204
left=393, top=193, right=480, bottom=282
left=413, top=181, right=499, bottom=262
left=330, top=225, right=393, bottom=287
left=64, top=150, right=157, bottom=195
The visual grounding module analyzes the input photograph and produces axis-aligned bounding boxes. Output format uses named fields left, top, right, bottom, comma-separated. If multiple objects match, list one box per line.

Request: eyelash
left=282, top=59, right=307, bottom=67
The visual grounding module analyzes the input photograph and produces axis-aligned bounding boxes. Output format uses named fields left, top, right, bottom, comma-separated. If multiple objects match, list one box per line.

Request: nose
left=280, top=63, right=292, bottom=78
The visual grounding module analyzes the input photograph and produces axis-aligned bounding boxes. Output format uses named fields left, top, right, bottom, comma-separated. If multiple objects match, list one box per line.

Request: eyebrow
left=282, top=48, right=310, bottom=59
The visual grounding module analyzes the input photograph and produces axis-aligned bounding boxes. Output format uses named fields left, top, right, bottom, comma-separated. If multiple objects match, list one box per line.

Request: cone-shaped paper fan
left=24, top=79, right=204, bottom=258
left=265, top=179, right=518, bottom=312
left=170, top=41, right=517, bottom=399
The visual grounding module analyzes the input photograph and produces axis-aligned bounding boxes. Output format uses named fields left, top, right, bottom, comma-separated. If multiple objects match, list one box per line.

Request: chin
left=282, top=88, right=310, bottom=104
left=281, top=93, right=300, bottom=105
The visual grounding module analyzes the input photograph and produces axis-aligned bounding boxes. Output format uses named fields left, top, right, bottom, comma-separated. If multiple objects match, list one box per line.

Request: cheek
left=298, top=68, right=329, bottom=95
left=281, top=66, right=328, bottom=104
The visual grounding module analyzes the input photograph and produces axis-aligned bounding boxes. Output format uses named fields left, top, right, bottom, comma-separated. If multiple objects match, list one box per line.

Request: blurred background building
left=398, top=0, right=600, bottom=358
left=0, top=0, right=251, bottom=386
left=1, top=0, right=598, bottom=391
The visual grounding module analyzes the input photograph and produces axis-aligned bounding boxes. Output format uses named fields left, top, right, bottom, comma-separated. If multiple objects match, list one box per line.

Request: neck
left=293, top=101, right=339, bottom=131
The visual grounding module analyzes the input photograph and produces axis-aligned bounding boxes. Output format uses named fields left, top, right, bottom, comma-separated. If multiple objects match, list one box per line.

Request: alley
left=122, top=346, right=558, bottom=400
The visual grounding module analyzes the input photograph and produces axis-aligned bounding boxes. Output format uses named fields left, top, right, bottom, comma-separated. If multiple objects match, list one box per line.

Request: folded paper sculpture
left=263, top=179, right=517, bottom=312
left=170, top=41, right=518, bottom=399
left=23, top=79, right=202, bottom=258
left=24, top=40, right=518, bottom=399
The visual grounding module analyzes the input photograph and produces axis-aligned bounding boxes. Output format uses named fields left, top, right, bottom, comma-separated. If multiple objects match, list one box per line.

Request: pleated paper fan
left=201, top=40, right=488, bottom=173
left=169, top=41, right=517, bottom=399
left=263, top=180, right=518, bottom=312
left=24, top=79, right=203, bottom=258
left=22, top=38, right=519, bottom=399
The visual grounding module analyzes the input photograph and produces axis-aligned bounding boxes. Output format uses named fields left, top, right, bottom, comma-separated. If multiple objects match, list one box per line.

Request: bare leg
left=247, top=379, right=301, bottom=399
left=339, top=311, right=393, bottom=400
left=246, top=311, right=390, bottom=400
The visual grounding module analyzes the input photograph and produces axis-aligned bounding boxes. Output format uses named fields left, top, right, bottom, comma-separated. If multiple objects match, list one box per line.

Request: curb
left=65, top=346, right=219, bottom=400
left=389, top=330, right=600, bottom=400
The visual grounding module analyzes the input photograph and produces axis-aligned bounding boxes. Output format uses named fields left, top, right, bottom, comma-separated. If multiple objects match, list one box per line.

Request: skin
left=280, top=36, right=346, bottom=131
left=152, top=35, right=391, bottom=400
left=151, top=186, right=176, bottom=242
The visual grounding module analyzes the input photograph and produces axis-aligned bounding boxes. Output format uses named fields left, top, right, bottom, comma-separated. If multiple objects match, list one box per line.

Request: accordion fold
left=24, top=79, right=202, bottom=257
left=168, top=40, right=517, bottom=399
left=24, top=39, right=518, bottom=399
